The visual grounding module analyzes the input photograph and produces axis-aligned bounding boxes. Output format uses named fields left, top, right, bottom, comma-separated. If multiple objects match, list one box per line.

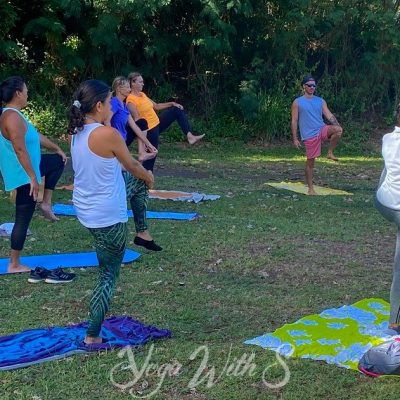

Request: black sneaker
left=28, top=267, right=49, bottom=283
left=45, top=268, right=76, bottom=284
left=134, top=236, right=163, bottom=251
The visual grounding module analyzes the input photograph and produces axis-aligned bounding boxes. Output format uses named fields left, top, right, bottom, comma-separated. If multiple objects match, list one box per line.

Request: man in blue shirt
left=291, top=75, right=342, bottom=195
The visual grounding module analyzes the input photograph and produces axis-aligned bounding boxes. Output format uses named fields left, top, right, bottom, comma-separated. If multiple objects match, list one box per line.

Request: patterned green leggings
left=123, top=171, right=149, bottom=233
left=86, top=222, right=127, bottom=337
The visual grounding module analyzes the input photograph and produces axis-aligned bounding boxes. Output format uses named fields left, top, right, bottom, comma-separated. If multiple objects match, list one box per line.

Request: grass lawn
left=1, top=140, right=399, bottom=400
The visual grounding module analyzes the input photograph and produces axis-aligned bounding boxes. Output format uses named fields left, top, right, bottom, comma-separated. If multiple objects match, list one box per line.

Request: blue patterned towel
left=0, top=316, right=171, bottom=370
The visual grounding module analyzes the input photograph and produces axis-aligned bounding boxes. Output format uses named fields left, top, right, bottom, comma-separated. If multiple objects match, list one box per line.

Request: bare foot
left=136, top=231, right=153, bottom=241
left=7, top=264, right=31, bottom=273
left=187, top=132, right=205, bottom=145
left=39, top=203, right=59, bottom=221
left=308, top=189, right=317, bottom=196
left=84, top=336, right=103, bottom=344
left=327, top=153, right=339, bottom=162
left=138, top=151, right=157, bottom=163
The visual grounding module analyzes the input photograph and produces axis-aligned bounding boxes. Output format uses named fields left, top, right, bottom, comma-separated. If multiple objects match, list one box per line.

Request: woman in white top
left=375, top=105, right=400, bottom=335
left=68, top=80, right=154, bottom=345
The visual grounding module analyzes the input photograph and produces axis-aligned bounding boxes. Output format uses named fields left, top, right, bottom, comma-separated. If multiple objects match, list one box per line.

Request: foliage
left=24, top=96, right=68, bottom=137
left=1, top=0, right=400, bottom=141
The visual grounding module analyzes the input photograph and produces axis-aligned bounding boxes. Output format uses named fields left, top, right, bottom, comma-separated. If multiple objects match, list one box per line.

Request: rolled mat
left=0, top=316, right=171, bottom=370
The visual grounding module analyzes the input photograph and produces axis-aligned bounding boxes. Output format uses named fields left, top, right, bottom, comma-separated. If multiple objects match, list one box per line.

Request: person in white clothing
left=68, top=80, right=154, bottom=345
left=375, top=104, right=400, bottom=335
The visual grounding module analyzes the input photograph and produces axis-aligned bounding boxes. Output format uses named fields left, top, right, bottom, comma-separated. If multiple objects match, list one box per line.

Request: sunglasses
left=305, top=83, right=316, bottom=88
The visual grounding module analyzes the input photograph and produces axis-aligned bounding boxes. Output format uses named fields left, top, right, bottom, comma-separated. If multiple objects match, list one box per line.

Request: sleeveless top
left=0, top=107, right=41, bottom=191
left=296, top=95, right=325, bottom=140
left=126, top=92, right=160, bottom=130
left=376, top=127, right=400, bottom=210
left=71, top=123, right=128, bottom=228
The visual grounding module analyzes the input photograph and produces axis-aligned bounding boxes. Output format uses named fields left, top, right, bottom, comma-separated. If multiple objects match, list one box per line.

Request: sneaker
left=45, top=268, right=76, bottom=284
left=28, top=267, right=49, bottom=283
left=134, top=236, right=163, bottom=251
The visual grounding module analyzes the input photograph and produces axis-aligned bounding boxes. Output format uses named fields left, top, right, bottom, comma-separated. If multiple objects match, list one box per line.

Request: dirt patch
left=155, top=164, right=210, bottom=179
left=209, top=234, right=393, bottom=287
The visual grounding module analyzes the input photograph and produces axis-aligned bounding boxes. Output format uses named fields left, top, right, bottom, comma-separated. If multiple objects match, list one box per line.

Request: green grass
left=1, top=141, right=399, bottom=400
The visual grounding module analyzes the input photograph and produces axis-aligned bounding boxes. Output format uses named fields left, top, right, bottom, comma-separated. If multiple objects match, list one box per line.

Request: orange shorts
left=304, top=125, right=329, bottom=160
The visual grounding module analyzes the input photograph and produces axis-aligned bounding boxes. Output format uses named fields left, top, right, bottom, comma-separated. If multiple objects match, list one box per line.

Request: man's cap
left=301, top=75, right=316, bottom=85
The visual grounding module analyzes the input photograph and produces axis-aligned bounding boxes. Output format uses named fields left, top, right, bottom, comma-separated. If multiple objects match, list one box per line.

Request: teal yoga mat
left=0, top=249, right=140, bottom=275
left=53, top=204, right=199, bottom=221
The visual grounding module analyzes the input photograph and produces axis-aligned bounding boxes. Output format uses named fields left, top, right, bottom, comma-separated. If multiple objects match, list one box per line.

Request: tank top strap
left=0, top=108, right=31, bottom=141
left=2, top=107, right=28, bottom=120
left=1, top=107, right=30, bottom=128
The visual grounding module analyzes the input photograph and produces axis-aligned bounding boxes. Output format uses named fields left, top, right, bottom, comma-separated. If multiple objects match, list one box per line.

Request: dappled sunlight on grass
left=228, top=153, right=382, bottom=164
left=188, top=158, right=210, bottom=165
left=161, top=143, right=382, bottom=167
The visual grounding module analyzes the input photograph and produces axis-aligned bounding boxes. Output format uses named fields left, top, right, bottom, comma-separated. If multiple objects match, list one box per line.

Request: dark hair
left=68, top=79, right=110, bottom=134
left=0, top=76, right=25, bottom=115
left=301, top=75, right=315, bottom=86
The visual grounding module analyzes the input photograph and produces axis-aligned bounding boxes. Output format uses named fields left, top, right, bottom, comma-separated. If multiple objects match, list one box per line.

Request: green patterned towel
left=245, top=298, right=393, bottom=370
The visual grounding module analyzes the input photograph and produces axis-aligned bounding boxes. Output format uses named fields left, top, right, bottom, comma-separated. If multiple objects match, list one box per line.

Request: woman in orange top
left=126, top=72, right=204, bottom=171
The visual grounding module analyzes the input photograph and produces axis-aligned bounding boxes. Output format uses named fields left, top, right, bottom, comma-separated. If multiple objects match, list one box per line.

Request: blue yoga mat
left=0, top=249, right=140, bottom=275
left=53, top=203, right=199, bottom=221
left=0, top=316, right=172, bottom=370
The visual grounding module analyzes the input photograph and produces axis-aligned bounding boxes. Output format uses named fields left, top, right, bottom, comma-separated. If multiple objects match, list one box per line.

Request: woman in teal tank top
left=0, top=76, right=69, bottom=278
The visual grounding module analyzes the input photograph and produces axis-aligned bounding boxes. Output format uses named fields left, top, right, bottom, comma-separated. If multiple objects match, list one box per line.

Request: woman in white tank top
left=375, top=104, right=400, bottom=335
left=68, top=80, right=154, bottom=345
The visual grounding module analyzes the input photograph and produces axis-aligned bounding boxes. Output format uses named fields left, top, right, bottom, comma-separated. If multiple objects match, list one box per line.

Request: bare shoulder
left=88, top=126, right=122, bottom=157
left=91, top=125, right=119, bottom=140
left=1, top=109, right=24, bottom=125
left=0, top=109, right=26, bottom=136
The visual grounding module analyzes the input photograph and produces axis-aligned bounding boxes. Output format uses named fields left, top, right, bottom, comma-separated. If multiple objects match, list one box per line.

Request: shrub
left=24, top=95, right=68, bottom=138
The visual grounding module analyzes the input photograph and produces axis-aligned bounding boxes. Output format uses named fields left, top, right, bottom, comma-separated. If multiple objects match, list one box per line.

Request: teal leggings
left=86, top=222, right=127, bottom=337
left=123, top=171, right=149, bottom=233
left=85, top=174, right=148, bottom=337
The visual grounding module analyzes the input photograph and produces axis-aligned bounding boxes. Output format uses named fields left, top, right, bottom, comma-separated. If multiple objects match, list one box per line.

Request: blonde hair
left=112, top=76, right=129, bottom=94
left=128, top=72, right=142, bottom=84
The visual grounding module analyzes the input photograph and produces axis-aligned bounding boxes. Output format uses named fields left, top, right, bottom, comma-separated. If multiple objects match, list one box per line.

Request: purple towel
left=0, top=316, right=171, bottom=370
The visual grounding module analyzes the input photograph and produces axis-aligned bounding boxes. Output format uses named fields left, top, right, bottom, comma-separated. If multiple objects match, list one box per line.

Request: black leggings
left=11, top=154, right=64, bottom=251
left=142, top=108, right=192, bottom=171
left=125, top=118, right=148, bottom=147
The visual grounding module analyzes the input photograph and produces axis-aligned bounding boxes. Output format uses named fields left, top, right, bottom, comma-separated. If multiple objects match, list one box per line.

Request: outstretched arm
left=322, top=100, right=340, bottom=126
left=150, top=98, right=183, bottom=111
left=100, top=127, right=154, bottom=188
left=126, top=102, right=140, bottom=121
left=291, top=100, right=301, bottom=148
left=127, top=115, right=157, bottom=152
